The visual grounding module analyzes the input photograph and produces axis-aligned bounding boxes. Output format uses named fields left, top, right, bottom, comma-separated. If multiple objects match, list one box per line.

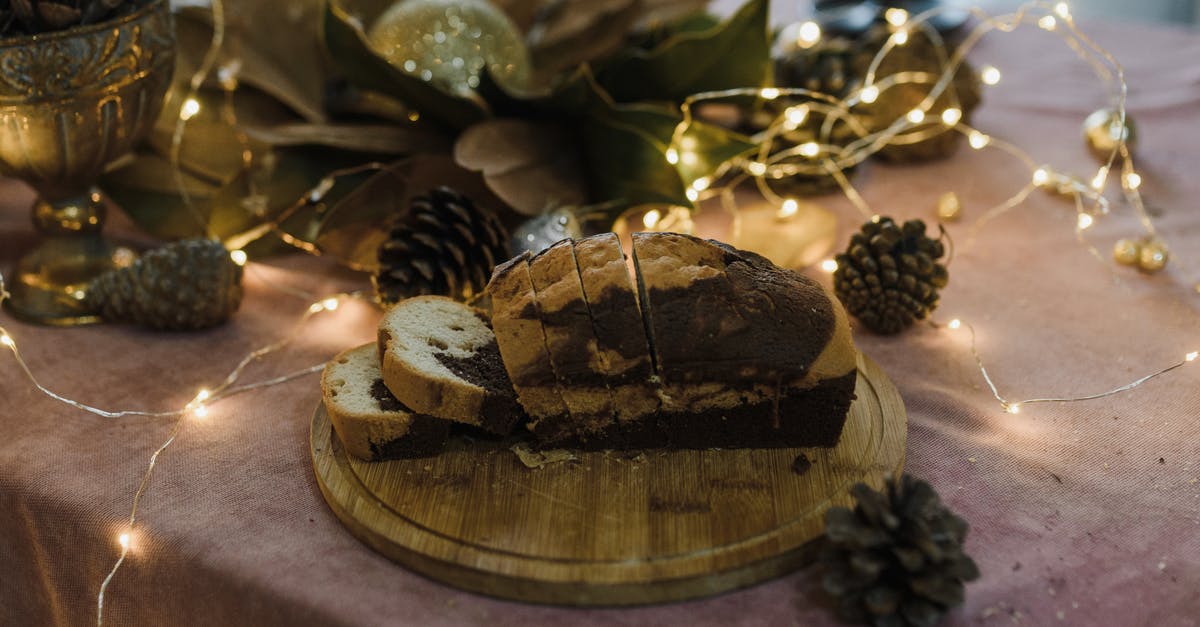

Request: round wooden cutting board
left=311, top=354, right=905, bottom=606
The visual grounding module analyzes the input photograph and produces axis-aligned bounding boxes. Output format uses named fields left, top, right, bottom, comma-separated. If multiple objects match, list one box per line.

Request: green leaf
left=596, top=0, right=771, bottom=103
left=674, top=118, right=758, bottom=186
left=582, top=100, right=689, bottom=210
left=322, top=0, right=489, bottom=131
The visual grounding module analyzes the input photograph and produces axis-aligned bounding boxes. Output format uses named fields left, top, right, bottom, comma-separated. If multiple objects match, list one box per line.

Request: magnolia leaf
left=313, top=154, right=509, bottom=271
left=597, top=0, right=770, bottom=103
left=323, top=0, right=488, bottom=131
left=583, top=100, right=689, bottom=211
left=675, top=119, right=758, bottom=186
left=454, top=119, right=586, bottom=215
left=635, top=0, right=711, bottom=29
left=242, top=123, right=451, bottom=154
left=176, top=6, right=328, bottom=123
left=525, top=0, right=642, bottom=81
left=101, top=152, right=217, bottom=240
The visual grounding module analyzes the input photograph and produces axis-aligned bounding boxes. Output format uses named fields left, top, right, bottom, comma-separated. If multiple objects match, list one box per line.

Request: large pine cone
left=373, top=187, right=510, bottom=306
left=86, top=238, right=244, bottom=330
left=833, top=217, right=948, bottom=334
left=820, top=475, right=980, bottom=626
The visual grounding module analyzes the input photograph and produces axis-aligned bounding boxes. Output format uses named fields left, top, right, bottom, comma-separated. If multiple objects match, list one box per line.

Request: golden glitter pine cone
left=833, top=217, right=948, bottom=334
left=373, top=186, right=510, bottom=306
left=85, top=238, right=244, bottom=330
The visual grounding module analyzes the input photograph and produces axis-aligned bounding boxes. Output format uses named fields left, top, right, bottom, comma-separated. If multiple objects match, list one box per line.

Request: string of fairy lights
left=660, top=0, right=1197, bottom=411
left=0, top=0, right=1195, bottom=624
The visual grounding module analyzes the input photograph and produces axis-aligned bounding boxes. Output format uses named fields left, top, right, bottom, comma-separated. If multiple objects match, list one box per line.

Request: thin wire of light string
left=170, top=0, right=226, bottom=233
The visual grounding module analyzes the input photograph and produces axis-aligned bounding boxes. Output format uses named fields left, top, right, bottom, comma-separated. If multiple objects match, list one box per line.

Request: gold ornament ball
left=936, top=191, right=962, bottom=222
left=1083, top=107, right=1136, bottom=162
left=368, top=0, right=531, bottom=95
left=1112, top=238, right=1141, bottom=266
left=1137, top=240, right=1169, bottom=273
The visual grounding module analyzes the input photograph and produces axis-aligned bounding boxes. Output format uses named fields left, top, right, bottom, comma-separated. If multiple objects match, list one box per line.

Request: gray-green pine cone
left=373, top=186, right=510, bottom=306
left=86, top=238, right=244, bottom=330
left=820, top=475, right=980, bottom=627
left=833, top=217, right=948, bottom=334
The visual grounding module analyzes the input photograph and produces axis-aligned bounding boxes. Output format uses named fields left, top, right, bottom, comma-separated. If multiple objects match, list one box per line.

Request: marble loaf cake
left=487, top=232, right=859, bottom=450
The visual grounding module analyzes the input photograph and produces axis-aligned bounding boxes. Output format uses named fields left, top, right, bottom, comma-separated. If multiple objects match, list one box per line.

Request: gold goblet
left=0, top=0, right=175, bottom=325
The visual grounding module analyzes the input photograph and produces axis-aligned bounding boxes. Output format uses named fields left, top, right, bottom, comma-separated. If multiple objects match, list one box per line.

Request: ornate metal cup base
left=4, top=194, right=135, bottom=326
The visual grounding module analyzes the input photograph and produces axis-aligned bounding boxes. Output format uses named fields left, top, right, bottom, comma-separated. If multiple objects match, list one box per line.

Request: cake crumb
left=1159, top=457, right=1166, bottom=464
left=1158, top=561, right=1167, bottom=571
left=791, top=453, right=812, bottom=475
left=511, top=442, right=576, bottom=469
left=1056, top=611, right=1065, bottom=620
left=968, top=457, right=977, bottom=463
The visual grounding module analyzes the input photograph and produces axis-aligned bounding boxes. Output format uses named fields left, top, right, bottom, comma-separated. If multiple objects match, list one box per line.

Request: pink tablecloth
left=2, top=17, right=1199, bottom=627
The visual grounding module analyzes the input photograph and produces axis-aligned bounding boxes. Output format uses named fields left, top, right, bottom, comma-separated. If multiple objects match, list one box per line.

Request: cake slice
left=486, top=252, right=571, bottom=437
left=378, top=296, right=524, bottom=435
left=572, top=233, right=664, bottom=448
left=526, top=240, right=615, bottom=447
left=322, top=344, right=450, bottom=461
left=631, top=232, right=856, bottom=449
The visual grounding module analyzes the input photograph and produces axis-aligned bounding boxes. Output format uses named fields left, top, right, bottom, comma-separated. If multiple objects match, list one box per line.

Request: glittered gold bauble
left=1137, top=239, right=1169, bottom=273
left=1083, top=107, right=1136, bottom=162
left=1112, top=238, right=1141, bottom=266
left=367, top=0, right=531, bottom=95
left=936, top=191, right=962, bottom=221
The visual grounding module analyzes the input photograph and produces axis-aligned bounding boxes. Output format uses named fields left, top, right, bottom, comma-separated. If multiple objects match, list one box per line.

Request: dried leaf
left=597, top=0, right=770, bottom=102
left=37, top=2, right=81, bottom=29
left=526, top=0, right=642, bottom=80
left=454, top=118, right=586, bottom=215
left=243, top=123, right=451, bottom=154
left=510, top=441, right=576, bottom=469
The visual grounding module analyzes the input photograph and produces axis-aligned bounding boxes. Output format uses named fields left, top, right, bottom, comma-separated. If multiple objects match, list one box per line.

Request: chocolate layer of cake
left=487, top=252, right=571, bottom=430
left=365, top=378, right=449, bottom=460
left=528, top=241, right=614, bottom=442
left=433, top=339, right=526, bottom=435
left=632, top=233, right=836, bottom=384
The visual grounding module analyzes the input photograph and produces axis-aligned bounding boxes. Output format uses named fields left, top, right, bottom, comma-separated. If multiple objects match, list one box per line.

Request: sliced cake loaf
left=486, top=252, right=570, bottom=437
left=378, top=296, right=524, bottom=435
left=322, top=344, right=450, bottom=461
left=631, top=232, right=857, bottom=448
left=526, top=240, right=615, bottom=446
left=572, top=233, right=665, bottom=448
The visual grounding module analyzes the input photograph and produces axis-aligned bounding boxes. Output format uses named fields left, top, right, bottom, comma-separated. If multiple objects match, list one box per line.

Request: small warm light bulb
left=892, top=29, right=909, bottom=46
left=968, top=131, right=989, bottom=150
left=196, top=389, right=211, bottom=402
left=0, top=334, right=13, bottom=348
left=642, top=209, right=662, bottom=229
left=179, top=98, right=201, bottom=121
left=193, top=405, right=208, bottom=419
left=1032, top=168, right=1050, bottom=186
left=1054, top=2, right=1070, bottom=18
left=691, top=176, right=711, bottom=191
left=859, top=85, right=880, bottom=104
left=747, top=161, right=767, bottom=176
left=118, top=533, right=131, bottom=550
left=1092, top=167, right=1108, bottom=190
left=779, top=199, right=799, bottom=217
left=1077, top=213, right=1094, bottom=230
left=784, top=105, right=809, bottom=128
left=686, top=188, right=700, bottom=202
left=799, top=142, right=820, bottom=157
left=1186, top=351, right=1198, bottom=362
left=906, top=109, right=926, bottom=124
left=760, top=87, right=781, bottom=100
left=948, top=319, right=962, bottom=330
left=1006, top=403, right=1022, bottom=414
left=1124, top=172, right=1142, bottom=190
left=229, top=249, right=248, bottom=266
left=321, top=297, right=340, bottom=312
left=308, top=303, right=325, bottom=314
left=941, top=108, right=962, bottom=126
left=407, top=111, right=420, bottom=122
left=1038, top=15, right=1057, bottom=30
left=820, top=259, right=838, bottom=273
left=665, top=148, right=679, bottom=165
left=884, top=7, right=909, bottom=26
left=797, top=21, right=821, bottom=48
left=980, top=66, right=1001, bottom=86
